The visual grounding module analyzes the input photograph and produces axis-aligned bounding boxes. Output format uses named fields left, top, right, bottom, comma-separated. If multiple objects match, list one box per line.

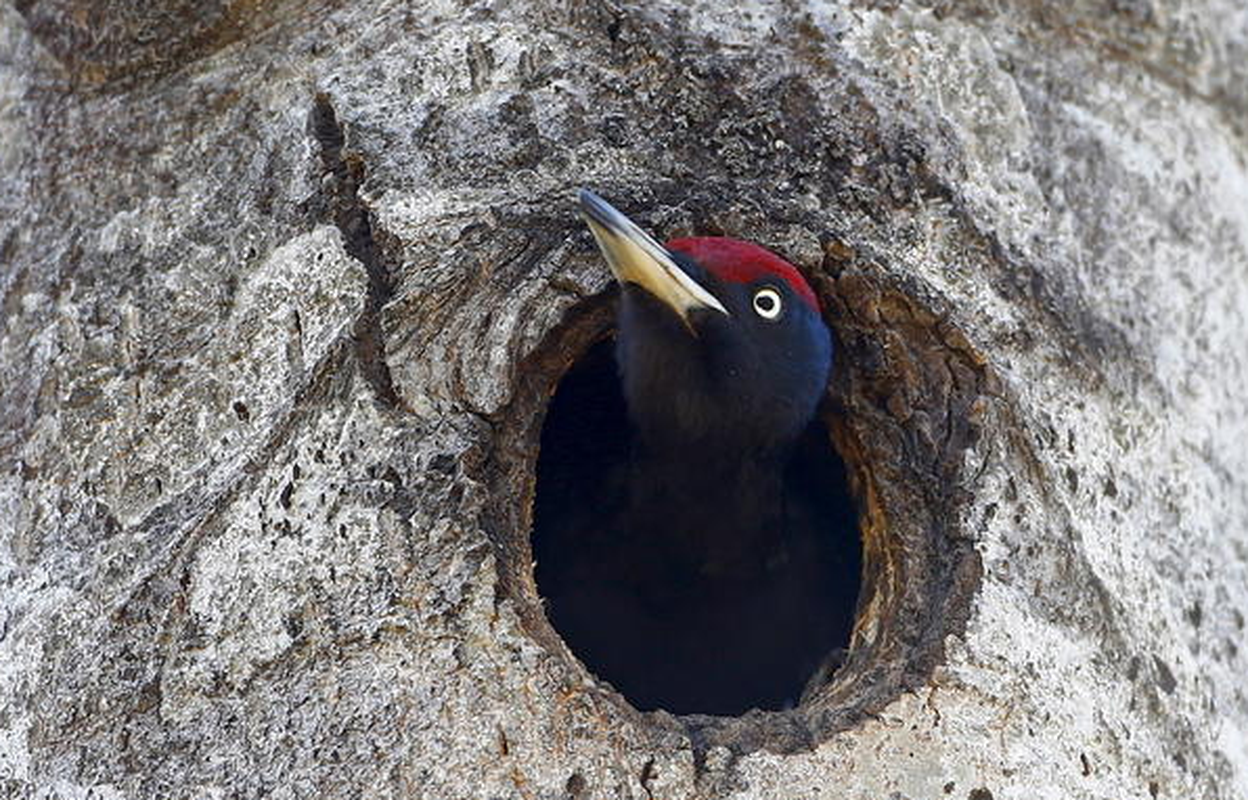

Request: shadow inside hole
left=533, top=338, right=862, bottom=716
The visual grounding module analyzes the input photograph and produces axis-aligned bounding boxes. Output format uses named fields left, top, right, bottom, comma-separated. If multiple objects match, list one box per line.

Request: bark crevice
left=308, top=92, right=401, bottom=409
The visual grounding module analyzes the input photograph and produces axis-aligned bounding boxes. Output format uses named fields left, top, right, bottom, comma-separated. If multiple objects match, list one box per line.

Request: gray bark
left=2, top=1, right=1247, bottom=798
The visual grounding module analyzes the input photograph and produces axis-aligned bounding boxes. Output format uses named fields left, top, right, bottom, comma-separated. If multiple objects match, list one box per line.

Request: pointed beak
left=579, top=189, right=729, bottom=322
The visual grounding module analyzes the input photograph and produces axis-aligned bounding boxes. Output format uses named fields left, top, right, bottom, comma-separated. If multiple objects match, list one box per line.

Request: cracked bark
left=309, top=92, right=401, bottom=409
left=2, top=2, right=1248, bottom=799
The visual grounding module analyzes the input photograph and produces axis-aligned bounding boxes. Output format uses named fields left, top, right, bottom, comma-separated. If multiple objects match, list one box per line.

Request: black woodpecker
left=535, top=190, right=854, bottom=715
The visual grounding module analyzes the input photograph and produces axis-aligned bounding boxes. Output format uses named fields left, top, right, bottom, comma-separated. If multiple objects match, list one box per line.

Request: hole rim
left=478, top=261, right=985, bottom=755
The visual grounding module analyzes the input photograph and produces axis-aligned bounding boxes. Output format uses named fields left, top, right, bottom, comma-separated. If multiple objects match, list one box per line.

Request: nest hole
left=482, top=270, right=985, bottom=753
left=531, top=337, right=862, bottom=716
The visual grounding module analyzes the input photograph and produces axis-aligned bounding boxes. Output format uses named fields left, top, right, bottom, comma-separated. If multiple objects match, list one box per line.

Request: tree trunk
left=2, top=1, right=1246, bottom=798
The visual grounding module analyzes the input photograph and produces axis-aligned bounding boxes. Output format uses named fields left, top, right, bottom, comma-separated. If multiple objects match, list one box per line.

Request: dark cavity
left=532, top=338, right=861, bottom=715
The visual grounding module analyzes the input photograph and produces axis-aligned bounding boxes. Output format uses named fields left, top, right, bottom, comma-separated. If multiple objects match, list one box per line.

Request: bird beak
left=579, top=189, right=729, bottom=322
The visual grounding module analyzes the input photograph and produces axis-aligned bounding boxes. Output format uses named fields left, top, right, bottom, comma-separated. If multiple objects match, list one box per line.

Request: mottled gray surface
left=2, top=1, right=1246, bottom=798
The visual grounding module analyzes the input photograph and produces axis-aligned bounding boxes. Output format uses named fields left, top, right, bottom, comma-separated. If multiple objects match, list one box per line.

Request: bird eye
left=752, top=287, right=783, bottom=320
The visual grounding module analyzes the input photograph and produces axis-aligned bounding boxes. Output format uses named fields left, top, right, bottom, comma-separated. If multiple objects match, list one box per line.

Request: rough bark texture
left=2, top=1, right=1247, bottom=798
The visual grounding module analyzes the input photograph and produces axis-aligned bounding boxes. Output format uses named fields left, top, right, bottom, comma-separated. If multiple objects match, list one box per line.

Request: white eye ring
left=752, top=287, right=783, bottom=320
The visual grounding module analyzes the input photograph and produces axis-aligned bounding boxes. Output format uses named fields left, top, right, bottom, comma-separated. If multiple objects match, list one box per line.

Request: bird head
left=579, top=189, right=833, bottom=458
